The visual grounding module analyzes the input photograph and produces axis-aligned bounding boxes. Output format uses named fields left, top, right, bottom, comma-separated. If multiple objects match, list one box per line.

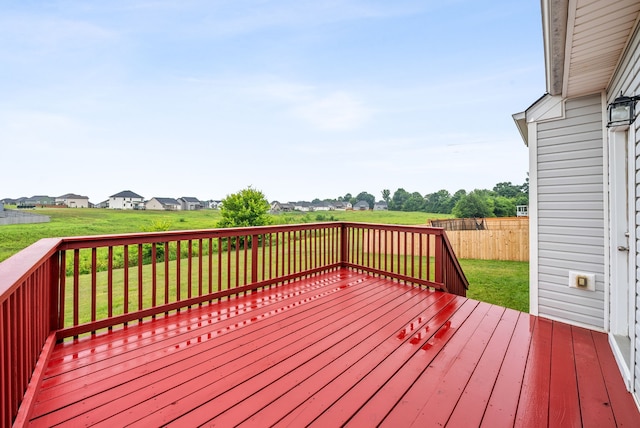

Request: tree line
left=327, top=179, right=529, bottom=218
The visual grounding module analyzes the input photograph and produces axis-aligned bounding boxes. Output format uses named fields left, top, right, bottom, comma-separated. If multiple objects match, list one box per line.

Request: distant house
left=312, top=202, right=333, bottom=211
left=178, top=197, right=202, bottom=211
left=270, top=201, right=294, bottom=213
left=96, top=200, right=109, bottom=209
left=211, top=200, right=223, bottom=209
left=333, top=201, right=352, bottom=211
left=55, top=193, right=89, bottom=208
left=293, top=202, right=313, bottom=212
left=20, top=195, right=55, bottom=207
left=373, top=201, right=388, bottom=211
left=353, top=201, right=370, bottom=211
left=109, top=190, right=144, bottom=210
left=146, top=197, right=181, bottom=211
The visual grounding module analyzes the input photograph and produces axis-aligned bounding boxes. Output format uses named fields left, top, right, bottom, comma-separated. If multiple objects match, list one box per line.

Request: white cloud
left=292, top=92, right=372, bottom=130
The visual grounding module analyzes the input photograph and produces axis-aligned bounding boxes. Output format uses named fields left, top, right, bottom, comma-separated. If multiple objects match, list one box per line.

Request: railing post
left=340, top=223, right=348, bottom=267
left=49, top=252, right=60, bottom=331
left=435, top=233, right=444, bottom=285
left=251, top=234, right=259, bottom=284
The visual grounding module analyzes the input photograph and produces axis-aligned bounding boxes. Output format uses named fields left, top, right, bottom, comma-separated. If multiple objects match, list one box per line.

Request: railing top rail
left=51, top=222, right=446, bottom=250
left=0, top=238, right=61, bottom=304
left=338, top=222, right=446, bottom=234
left=55, top=222, right=343, bottom=250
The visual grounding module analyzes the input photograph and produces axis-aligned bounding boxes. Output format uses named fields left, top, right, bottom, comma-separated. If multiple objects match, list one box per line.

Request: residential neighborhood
left=2, top=191, right=387, bottom=212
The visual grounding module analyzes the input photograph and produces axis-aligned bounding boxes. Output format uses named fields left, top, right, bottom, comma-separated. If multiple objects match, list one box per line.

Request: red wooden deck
left=24, top=269, right=640, bottom=427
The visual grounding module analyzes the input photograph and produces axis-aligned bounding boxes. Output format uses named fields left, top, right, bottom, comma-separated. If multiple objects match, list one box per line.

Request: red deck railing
left=0, top=222, right=467, bottom=427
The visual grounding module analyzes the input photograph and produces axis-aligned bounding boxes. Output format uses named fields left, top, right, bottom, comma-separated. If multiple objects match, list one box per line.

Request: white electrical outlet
left=568, top=271, right=595, bottom=291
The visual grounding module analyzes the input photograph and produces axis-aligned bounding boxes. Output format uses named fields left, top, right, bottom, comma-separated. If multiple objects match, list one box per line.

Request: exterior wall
left=56, top=197, right=89, bottom=208
left=109, top=197, right=144, bottom=210
left=608, top=23, right=640, bottom=403
left=145, top=199, right=165, bottom=210
left=535, top=94, right=606, bottom=329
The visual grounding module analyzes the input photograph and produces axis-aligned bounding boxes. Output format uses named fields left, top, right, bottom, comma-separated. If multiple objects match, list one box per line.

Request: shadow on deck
left=23, top=269, right=640, bottom=427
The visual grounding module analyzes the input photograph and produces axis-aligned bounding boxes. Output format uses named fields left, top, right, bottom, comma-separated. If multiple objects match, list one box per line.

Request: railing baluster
left=176, top=241, right=181, bottom=303
left=187, top=240, right=193, bottom=300
left=123, top=245, right=129, bottom=315
left=138, top=244, right=143, bottom=315
left=91, top=248, right=97, bottom=323
left=73, top=249, right=80, bottom=328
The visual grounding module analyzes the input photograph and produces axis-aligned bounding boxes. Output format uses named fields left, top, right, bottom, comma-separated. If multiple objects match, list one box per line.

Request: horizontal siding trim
left=537, top=184, right=602, bottom=194
left=538, top=242, right=604, bottom=256
left=538, top=200, right=605, bottom=210
left=539, top=256, right=604, bottom=274
left=538, top=121, right=601, bottom=138
left=537, top=130, right=603, bottom=148
left=538, top=209, right=603, bottom=219
left=538, top=111, right=602, bottom=131
left=538, top=147, right=603, bottom=162
left=539, top=304, right=604, bottom=329
left=538, top=288, right=605, bottom=310
left=539, top=231, right=604, bottom=245
left=538, top=193, right=604, bottom=202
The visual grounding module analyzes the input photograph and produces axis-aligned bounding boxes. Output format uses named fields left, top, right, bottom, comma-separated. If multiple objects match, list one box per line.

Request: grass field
left=1, top=208, right=528, bottom=312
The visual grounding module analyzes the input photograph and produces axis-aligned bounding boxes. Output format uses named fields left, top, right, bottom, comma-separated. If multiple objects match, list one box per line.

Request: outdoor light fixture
left=607, top=94, right=640, bottom=127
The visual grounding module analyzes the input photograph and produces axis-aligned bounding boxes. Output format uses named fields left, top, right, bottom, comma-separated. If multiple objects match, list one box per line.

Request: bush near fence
left=429, top=217, right=529, bottom=262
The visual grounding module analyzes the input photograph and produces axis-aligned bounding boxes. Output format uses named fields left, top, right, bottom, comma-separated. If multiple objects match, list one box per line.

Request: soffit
left=546, top=0, right=640, bottom=98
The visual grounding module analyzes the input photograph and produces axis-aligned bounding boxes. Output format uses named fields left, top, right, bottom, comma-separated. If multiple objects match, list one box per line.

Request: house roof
left=110, top=190, right=144, bottom=199
left=152, top=197, right=180, bottom=205
left=543, top=0, right=640, bottom=98
left=57, top=193, right=88, bottom=199
left=179, top=197, right=201, bottom=203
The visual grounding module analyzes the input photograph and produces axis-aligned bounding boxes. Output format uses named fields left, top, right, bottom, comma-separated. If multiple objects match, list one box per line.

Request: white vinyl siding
left=535, top=94, right=605, bottom=329
left=609, top=21, right=640, bottom=402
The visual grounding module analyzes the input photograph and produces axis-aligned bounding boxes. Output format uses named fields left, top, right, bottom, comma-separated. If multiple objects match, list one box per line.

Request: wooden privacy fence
left=429, top=217, right=529, bottom=262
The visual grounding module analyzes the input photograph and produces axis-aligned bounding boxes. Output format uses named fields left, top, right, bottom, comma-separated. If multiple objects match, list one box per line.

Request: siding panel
left=610, top=21, right=640, bottom=403
left=535, top=94, right=605, bottom=329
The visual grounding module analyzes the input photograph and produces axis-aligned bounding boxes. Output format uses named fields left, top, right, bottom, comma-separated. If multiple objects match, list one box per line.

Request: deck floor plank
left=478, top=313, right=535, bottom=427
left=23, top=269, right=640, bottom=427
left=444, top=307, right=521, bottom=427
left=343, top=300, right=490, bottom=427
left=33, top=273, right=392, bottom=426
left=572, top=326, right=616, bottom=427
left=101, top=276, right=418, bottom=427
left=515, top=316, right=552, bottom=427
left=379, top=303, right=505, bottom=427
left=548, top=322, right=581, bottom=428
left=271, top=293, right=470, bottom=428
left=170, top=283, right=448, bottom=427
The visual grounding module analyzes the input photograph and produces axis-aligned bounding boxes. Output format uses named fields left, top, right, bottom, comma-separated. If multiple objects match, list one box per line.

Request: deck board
left=25, top=269, right=640, bottom=427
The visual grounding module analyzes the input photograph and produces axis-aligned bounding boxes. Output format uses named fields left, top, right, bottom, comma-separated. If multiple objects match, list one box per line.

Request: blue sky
left=1, top=0, right=544, bottom=204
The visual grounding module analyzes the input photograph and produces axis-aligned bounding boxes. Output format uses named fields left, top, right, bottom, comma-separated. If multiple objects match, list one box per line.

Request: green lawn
left=1, top=208, right=529, bottom=313
left=461, top=259, right=529, bottom=312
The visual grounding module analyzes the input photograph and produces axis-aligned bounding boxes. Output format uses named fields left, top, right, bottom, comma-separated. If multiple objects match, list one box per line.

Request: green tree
left=424, top=189, right=452, bottom=213
left=493, top=181, right=521, bottom=199
left=381, top=189, right=391, bottom=204
left=355, top=191, right=375, bottom=209
left=452, top=191, right=493, bottom=218
left=491, top=196, right=516, bottom=217
left=402, top=192, right=426, bottom=212
left=389, top=188, right=410, bottom=211
left=217, top=187, right=272, bottom=228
